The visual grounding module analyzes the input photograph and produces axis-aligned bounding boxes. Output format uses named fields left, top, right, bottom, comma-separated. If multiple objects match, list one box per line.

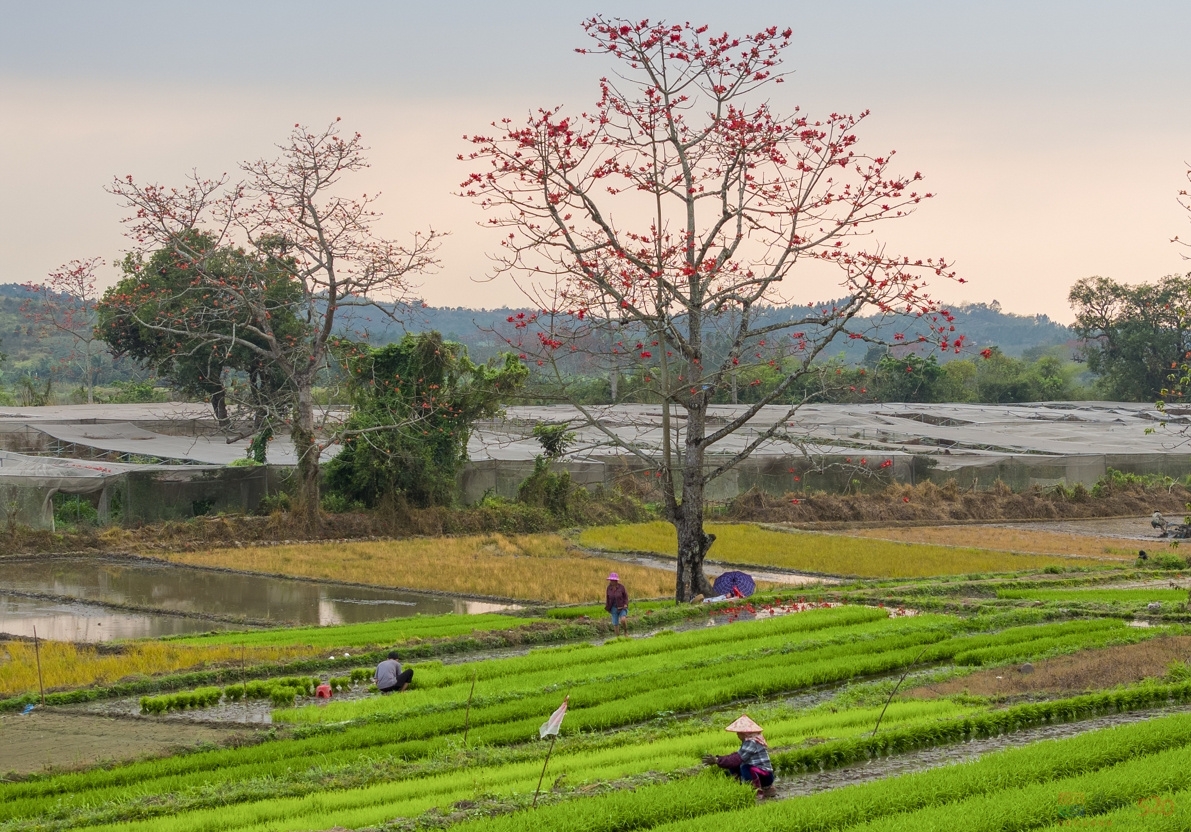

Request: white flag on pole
left=539, top=695, right=569, bottom=739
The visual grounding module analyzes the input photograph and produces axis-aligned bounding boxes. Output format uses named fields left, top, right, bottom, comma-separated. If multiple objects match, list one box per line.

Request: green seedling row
left=777, top=678, right=1191, bottom=772
left=641, top=711, right=1191, bottom=832
left=998, top=587, right=1189, bottom=605
left=6, top=700, right=968, bottom=832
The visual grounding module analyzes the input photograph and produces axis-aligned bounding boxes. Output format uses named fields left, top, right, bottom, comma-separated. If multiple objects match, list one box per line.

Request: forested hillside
left=0, top=281, right=1076, bottom=399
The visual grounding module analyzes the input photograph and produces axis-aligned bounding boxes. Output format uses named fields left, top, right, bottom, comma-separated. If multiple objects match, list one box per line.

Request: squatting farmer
left=605, top=572, right=629, bottom=637
left=374, top=650, right=414, bottom=693
left=702, top=714, right=778, bottom=799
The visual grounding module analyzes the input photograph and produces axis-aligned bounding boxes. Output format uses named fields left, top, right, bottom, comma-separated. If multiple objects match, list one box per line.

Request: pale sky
left=2, top=1, right=1189, bottom=322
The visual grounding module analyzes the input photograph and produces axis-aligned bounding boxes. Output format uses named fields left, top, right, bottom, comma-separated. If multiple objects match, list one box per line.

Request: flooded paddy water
left=0, top=556, right=519, bottom=642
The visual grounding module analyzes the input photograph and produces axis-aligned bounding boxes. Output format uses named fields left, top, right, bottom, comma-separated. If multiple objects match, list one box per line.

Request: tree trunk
left=210, top=387, right=229, bottom=429
left=673, top=403, right=715, bottom=602
left=292, top=383, right=321, bottom=530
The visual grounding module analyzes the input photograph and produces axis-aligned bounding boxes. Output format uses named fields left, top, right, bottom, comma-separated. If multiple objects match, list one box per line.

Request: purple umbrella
left=713, top=570, right=756, bottom=598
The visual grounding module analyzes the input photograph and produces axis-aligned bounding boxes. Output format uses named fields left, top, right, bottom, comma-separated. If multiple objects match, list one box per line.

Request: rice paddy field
left=8, top=518, right=1191, bottom=831
left=577, top=522, right=1122, bottom=576
left=162, top=533, right=676, bottom=603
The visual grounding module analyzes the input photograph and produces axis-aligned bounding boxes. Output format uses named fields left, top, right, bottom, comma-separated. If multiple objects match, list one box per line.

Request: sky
left=2, top=1, right=1189, bottom=323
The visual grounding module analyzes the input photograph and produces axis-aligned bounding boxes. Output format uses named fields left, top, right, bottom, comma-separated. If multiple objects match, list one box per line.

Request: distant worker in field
left=374, top=650, right=413, bottom=693
left=1153, top=511, right=1169, bottom=534
left=605, top=572, right=629, bottom=637
left=702, top=714, right=778, bottom=799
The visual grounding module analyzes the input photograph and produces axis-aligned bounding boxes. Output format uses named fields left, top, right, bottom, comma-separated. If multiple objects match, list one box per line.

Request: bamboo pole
left=532, top=735, right=558, bottom=809
left=33, top=626, right=45, bottom=706
left=872, top=644, right=930, bottom=736
left=463, top=668, right=478, bottom=746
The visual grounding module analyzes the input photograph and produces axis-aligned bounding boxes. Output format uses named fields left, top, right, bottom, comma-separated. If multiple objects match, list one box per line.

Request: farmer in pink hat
left=702, top=714, right=777, bottom=799
left=605, top=572, right=629, bottom=637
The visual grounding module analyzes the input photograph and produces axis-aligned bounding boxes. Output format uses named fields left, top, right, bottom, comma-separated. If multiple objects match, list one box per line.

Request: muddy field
left=1, top=710, right=262, bottom=776
left=907, top=635, right=1191, bottom=699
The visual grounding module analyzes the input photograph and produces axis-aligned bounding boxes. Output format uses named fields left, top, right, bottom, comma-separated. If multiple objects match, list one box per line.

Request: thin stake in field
left=533, top=692, right=569, bottom=809
left=33, top=625, right=45, bottom=706
left=463, top=667, right=478, bottom=746
left=872, top=644, right=931, bottom=736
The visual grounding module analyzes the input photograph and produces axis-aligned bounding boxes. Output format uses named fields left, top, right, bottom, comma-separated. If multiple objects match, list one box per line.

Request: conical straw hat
left=725, top=714, right=763, bottom=733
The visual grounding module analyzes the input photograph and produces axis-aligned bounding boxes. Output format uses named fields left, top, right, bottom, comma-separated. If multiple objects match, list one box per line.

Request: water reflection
left=0, top=594, right=234, bottom=641
left=0, top=557, right=519, bottom=642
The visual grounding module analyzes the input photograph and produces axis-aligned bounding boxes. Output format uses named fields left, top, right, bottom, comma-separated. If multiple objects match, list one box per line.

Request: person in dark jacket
left=605, top=572, right=629, bottom=637
left=702, top=714, right=777, bottom=799
left=374, top=650, right=413, bottom=693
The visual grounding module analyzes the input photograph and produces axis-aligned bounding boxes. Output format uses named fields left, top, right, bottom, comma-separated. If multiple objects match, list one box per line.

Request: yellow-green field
left=578, top=522, right=1120, bottom=578
left=847, top=525, right=1143, bottom=560
left=165, top=533, right=675, bottom=604
left=0, top=640, right=312, bottom=699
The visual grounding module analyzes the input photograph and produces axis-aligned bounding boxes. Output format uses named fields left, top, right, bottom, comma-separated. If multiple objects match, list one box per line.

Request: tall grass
left=164, top=533, right=675, bottom=603
left=579, top=522, right=1116, bottom=578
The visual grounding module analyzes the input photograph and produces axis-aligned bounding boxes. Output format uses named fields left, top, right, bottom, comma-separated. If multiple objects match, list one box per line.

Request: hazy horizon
left=3, top=1, right=1189, bottom=325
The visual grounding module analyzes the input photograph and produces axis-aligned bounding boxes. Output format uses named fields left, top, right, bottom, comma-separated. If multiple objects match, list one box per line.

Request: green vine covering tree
left=324, top=332, right=526, bottom=507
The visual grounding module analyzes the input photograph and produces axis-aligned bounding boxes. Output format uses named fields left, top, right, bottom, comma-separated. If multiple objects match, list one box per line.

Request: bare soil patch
left=1, top=710, right=259, bottom=776
left=906, top=636, right=1191, bottom=700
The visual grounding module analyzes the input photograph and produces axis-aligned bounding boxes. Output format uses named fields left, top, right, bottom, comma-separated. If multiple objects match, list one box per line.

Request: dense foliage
left=324, top=332, right=526, bottom=507
left=97, top=234, right=304, bottom=426
left=1070, top=273, right=1191, bottom=401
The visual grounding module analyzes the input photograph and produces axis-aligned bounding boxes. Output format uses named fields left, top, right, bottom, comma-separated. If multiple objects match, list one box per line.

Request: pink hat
left=725, top=715, right=763, bottom=733
left=607, top=572, right=619, bottom=581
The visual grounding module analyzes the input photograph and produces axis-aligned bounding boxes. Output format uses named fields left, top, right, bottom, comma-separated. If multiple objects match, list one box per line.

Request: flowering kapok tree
left=22, top=258, right=106, bottom=404
left=107, top=121, right=441, bottom=527
left=462, top=18, right=963, bottom=600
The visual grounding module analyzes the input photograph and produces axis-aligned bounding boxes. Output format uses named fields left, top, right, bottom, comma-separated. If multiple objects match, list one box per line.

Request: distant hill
left=344, top=299, right=1075, bottom=363
left=0, top=282, right=1075, bottom=387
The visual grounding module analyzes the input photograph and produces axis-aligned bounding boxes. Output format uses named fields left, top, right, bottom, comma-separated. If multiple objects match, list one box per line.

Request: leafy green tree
left=1070, top=274, right=1191, bottom=401
left=108, top=122, right=441, bottom=527
left=97, top=234, right=303, bottom=429
left=871, top=353, right=946, bottom=403
left=324, top=332, right=526, bottom=508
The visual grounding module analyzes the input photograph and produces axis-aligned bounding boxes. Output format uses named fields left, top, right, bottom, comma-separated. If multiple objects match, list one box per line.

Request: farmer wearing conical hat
left=605, top=572, right=629, bottom=638
left=702, top=714, right=777, bottom=799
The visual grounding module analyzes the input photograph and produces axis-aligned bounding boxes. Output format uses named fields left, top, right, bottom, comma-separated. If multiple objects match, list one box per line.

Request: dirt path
left=1, top=710, right=260, bottom=776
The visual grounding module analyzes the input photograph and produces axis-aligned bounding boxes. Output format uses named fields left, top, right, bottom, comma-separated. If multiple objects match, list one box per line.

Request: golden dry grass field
left=164, top=533, right=675, bottom=604
left=578, top=522, right=1122, bottom=578
left=0, top=640, right=312, bottom=699
left=844, top=525, right=1145, bottom=560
